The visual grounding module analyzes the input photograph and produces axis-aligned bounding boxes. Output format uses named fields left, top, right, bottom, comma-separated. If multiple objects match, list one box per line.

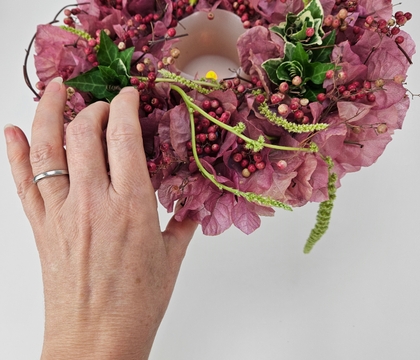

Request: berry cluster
left=325, top=78, right=380, bottom=103
left=100, top=0, right=123, bottom=10
left=187, top=99, right=230, bottom=162
left=364, top=10, right=412, bottom=45
left=63, top=7, right=82, bottom=26
left=323, top=8, right=352, bottom=33
left=172, top=0, right=195, bottom=22
left=332, top=0, right=359, bottom=13
left=231, top=144, right=266, bottom=178
left=230, top=0, right=266, bottom=29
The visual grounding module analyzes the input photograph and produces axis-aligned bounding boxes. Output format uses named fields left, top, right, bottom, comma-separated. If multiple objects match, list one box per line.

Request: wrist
left=41, top=312, right=159, bottom=360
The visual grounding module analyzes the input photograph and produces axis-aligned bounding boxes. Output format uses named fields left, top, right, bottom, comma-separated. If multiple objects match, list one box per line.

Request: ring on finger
left=33, top=169, right=69, bottom=184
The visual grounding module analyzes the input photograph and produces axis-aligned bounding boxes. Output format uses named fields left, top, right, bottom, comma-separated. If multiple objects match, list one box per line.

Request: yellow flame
left=205, top=70, right=218, bottom=80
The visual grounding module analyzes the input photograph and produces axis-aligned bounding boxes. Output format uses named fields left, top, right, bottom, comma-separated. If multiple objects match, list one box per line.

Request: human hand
left=4, top=78, right=197, bottom=359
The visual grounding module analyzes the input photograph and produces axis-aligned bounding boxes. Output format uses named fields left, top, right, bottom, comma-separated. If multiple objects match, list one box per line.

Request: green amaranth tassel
left=304, top=157, right=337, bottom=254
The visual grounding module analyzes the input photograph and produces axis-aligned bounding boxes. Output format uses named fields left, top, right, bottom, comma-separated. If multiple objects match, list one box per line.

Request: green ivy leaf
left=276, top=61, right=304, bottom=82
left=311, top=30, right=336, bottom=63
left=109, top=58, right=128, bottom=77
left=309, top=62, right=336, bottom=84
left=98, top=65, right=120, bottom=85
left=293, top=42, right=309, bottom=64
left=289, top=11, right=314, bottom=42
left=304, top=84, right=324, bottom=102
left=261, top=58, right=283, bottom=85
left=118, top=46, right=135, bottom=71
left=65, top=68, right=117, bottom=100
left=64, top=32, right=135, bottom=102
left=97, top=30, right=119, bottom=66
left=305, top=0, right=323, bottom=20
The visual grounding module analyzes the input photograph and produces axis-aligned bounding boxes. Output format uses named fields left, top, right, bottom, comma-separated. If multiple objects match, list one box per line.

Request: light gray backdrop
left=1, top=1, right=420, bottom=359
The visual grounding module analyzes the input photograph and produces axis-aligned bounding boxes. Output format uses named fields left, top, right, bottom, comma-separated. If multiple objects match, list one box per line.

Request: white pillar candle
left=175, top=9, right=245, bottom=80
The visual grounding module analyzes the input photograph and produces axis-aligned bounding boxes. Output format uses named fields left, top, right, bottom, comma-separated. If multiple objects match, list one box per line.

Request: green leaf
left=109, top=58, right=128, bottom=77
left=284, top=42, right=296, bottom=61
left=290, top=10, right=314, bottom=42
left=311, top=30, right=336, bottom=63
left=276, top=61, right=303, bottom=82
left=98, top=65, right=120, bottom=84
left=261, top=58, right=283, bottom=85
left=97, top=30, right=119, bottom=66
left=65, top=68, right=117, bottom=100
left=110, top=59, right=130, bottom=87
left=269, top=24, right=285, bottom=37
left=304, top=85, right=323, bottom=102
left=305, top=0, right=324, bottom=20
left=293, top=42, right=309, bottom=64
left=309, top=62, right=335, bottom=84
left=118, top=46, right=135, bottom=71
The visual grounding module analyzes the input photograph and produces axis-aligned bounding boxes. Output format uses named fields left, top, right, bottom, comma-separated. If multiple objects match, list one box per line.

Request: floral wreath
left=25, top=0, right=415, bottom=253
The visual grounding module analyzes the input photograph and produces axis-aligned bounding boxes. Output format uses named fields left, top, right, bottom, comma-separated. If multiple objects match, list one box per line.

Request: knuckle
left=107, top=122, right=138, bottom=145
left=66, top=120, right=97, bottom=139
left=16, top=177, right=34, bottom=202
left=8, top=147, right=29, bottom=167
left=30, top=142, right=55, bottom=166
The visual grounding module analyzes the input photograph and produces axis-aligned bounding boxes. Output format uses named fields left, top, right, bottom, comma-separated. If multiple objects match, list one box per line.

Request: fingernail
left=4, top=124, right=17, bottom=143
left=45, top=77, right=63, bottom=93
left=119, top=86, right=137, bottom=95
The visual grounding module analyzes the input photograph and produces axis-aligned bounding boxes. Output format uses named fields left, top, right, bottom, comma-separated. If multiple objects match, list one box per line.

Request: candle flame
left=205, top=70, right=218, bottom=80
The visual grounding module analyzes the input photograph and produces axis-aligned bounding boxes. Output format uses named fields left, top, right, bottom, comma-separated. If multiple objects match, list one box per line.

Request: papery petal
left=34, top=25, right=92, bottom=83
left=231, top=197, right=262, bottom=235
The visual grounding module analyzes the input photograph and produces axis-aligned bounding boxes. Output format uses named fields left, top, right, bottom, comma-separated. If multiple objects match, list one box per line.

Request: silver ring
left=33, top=170, right=69, bottom=184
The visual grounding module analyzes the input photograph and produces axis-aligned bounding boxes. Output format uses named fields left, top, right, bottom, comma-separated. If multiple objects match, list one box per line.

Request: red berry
left=211, top=144, right=220, bottom=152
left=202, top=100, right=211, bottom=110
left=232, top=153, right=243, bottom=162
left=306, top=27, right=315, bottom=37
left=367, top=93, right=376, bottom=102
left=148, top=72, right=157, bottom=82
left=325, top=69, right=334, bottom=79
left=256, top=94, right=265, bottom=103
left=394, top=11, right=404, bottom=19
left=395, top=36, right=404, bottom=44
left=290, top=102, right=299, bottom=111
left=396, top=16, right=407, bottom=26
left=198, top=133, right=207, bottom=143
left=147, top=161, right=157, bottom=173
left=253, top=153, right=263, bottom=163
left=240, top=159, right=249, bottom=168
left=279, top=82, right=289, bottom=93
left=294, top=110, right=304, bottom=120
left=317, top=93, right=326, bottom=102
left=211, top=99, right=220, bottom=109
left=130, top=77, right=140, bottom=86
left=167, top=28, right=176, bottom=37
left=247, top=164, right=257, bottom=173
left=208, top=132, right=217, bottom=142
left=255, top=161, right=266, bottom=170
left=391, top=26, right=400, bottom=35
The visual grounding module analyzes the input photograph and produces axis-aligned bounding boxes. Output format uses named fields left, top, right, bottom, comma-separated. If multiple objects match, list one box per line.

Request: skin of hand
left=4, top=78, right=197, bottom=359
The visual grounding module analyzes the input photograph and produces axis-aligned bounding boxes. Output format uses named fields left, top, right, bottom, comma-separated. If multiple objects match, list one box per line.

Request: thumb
left=162, top=203, right=198, bottom=264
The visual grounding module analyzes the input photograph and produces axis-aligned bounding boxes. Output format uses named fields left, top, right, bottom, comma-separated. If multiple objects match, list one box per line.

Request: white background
left=1, top=1, right=420, bottom=359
